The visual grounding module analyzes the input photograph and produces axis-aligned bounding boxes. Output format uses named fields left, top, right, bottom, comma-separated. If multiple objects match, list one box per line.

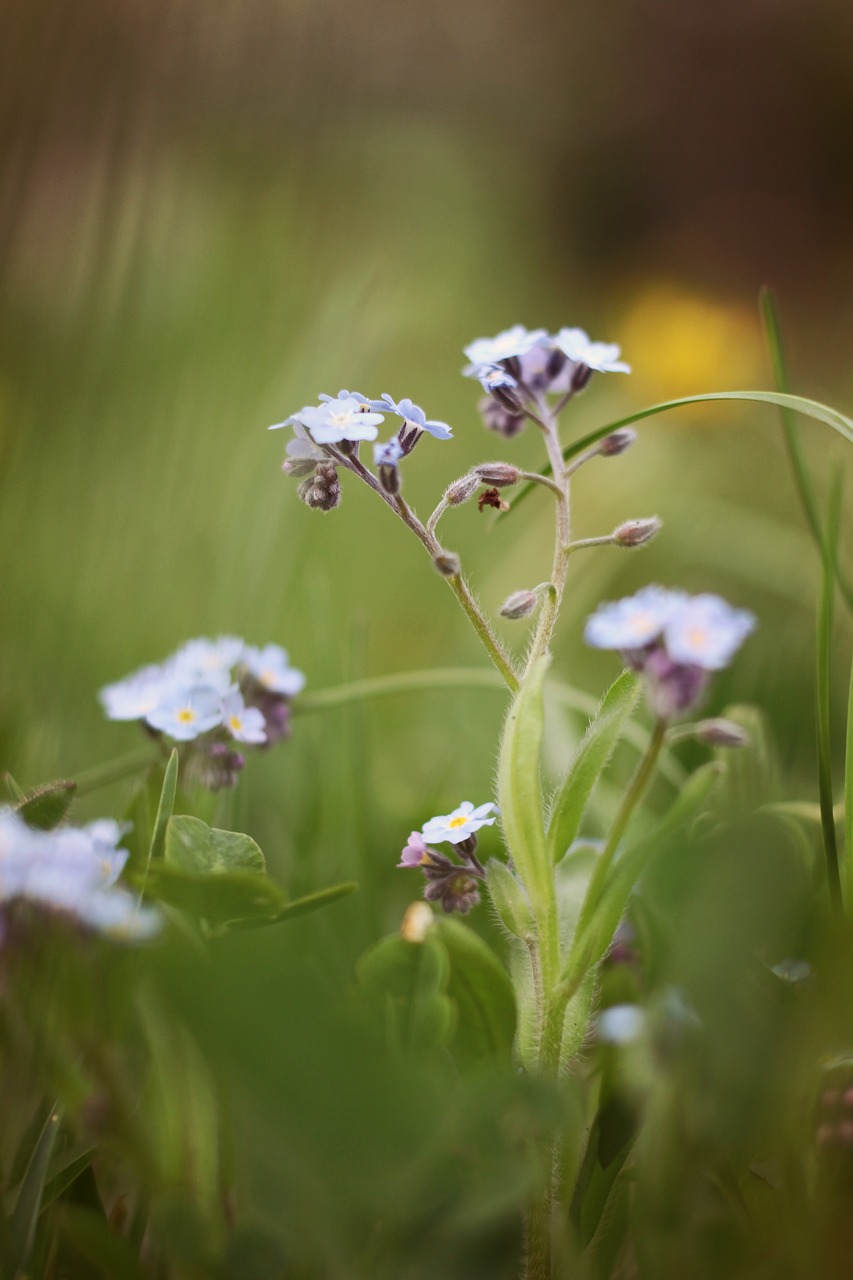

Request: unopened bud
left=433, top=551, right=461, bottom=577
left=613, top=516, right=661, bottom=548
left=297, top=462, right=341, bottom=511
left=378, top=463, right=401, bottom=496
left=473, top=462, right=521, bottom=487
left=500, top=590, right=538, bottom=620
left=444, top=474, right=480, bottom=506
left=479, top=396, right=525, bottom=439
left=401, top=900, right=434, bottom=942
left=571, top=363, right=593, bottom=392
left=597, top=428, right=637, bottom=457
left=282, top=457, right=318, bottom=479
left=694, top=718, right=750, bottom=748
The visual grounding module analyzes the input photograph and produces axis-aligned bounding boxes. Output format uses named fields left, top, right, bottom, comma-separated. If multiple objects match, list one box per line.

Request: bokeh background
left=1, top=0, right=852, bottom=950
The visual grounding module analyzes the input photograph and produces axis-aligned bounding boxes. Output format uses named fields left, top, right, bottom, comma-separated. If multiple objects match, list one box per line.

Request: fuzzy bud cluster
left=298, top=462, right=341, bottom=511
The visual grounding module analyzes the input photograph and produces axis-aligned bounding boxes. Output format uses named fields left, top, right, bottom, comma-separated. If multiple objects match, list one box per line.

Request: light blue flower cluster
left=396, top=801, right=498, bottom=915
left=0, top=810, right=160, bottom=941
left=100, top=637, right=305, bottom=786
left=585, top=587, right=756, bottom=717
left=271, top=390, right=452, bottom=448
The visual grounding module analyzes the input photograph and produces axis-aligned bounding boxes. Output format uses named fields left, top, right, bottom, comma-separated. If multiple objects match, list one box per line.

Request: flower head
left=241, top=643, right=306, bottom=697
left=663, top=594, right=757, bottom=671
left=463, top=325, right=549, bottom=368
left=397, top=831, right=433, bottom=868
left=378, top=395, right=452, bottom=441
left=463, top=362, right=520, bottom=393
left=553, top=328, right=631, bottom=374
left=420, top=801, right=498, bottom=846
left=222, top=691, right=267, bottom=745
left=145, top=685, right=225, bottom=741
left=99, top=666, right=168, bottom=721
left=299, top=395, right=384, bottom=445
left=584, top=586, right=687, bottom=651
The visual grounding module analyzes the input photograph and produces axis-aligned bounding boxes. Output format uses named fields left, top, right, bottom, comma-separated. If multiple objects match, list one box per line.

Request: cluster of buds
left=0, top=810, right=160, bottom=944
left=99, top=637, right=305, bottom=789
left=462, top=325, right=631, bottom=437
left=585, top=586, right=756, bottom=719
left=397, top=801, right=498, bottom=914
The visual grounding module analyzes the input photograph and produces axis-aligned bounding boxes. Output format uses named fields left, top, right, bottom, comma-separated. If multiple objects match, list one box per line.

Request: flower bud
left=500, top=590, right=538, bottom=620
left=597, top=428, right=637, bottom=457
left=433, top=551, right=461, bottom=577
left=401, top=900, right=434, bottom=942
left=479, top=395, right=525, bottom=439
left=282, top=457, right=319, bottom=479
left=694, top=718, right=750, bottom=748
left=444, top=474, right=480, bottom=506
left=613, top=516, right=661, bottom=548
left=571, top=363, right=593, bottom=392
left=473, top=462, right=521, bottom=487
left=297, top=462, right=341, bottom=511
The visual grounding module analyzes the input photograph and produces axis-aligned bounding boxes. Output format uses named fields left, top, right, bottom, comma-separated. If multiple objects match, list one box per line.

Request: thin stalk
left=845, top=650, right=853, bottom=913
left=566, top=534, right=617, bottom=556
left=524, top=411, right=572, bottom=673
left=816, top=471, right=843, bottom=912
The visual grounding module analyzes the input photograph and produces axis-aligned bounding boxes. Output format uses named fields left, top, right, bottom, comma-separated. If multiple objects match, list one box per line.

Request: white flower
left=663, top=594, right=756, bottom=671
left=172, top=636, right=245, bottom=683
left=241, top=643, right=306, bottom=696
left=553, top=327, right=631, bottom=374
left=300, top=396, right=384, bottom=445
left=145, top=685, right=225, bottom=741
left=463, top=325, right=549, bottom=367
left=584, top=586, right=687, bottom=651
left=596, top=1004, right=646, bottom=1044
left=420, top=801, right=498, bottom=846
left=222, top=691, right=267, bottom=745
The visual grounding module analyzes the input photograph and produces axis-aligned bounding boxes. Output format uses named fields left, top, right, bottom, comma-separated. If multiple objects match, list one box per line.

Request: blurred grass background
left=1, top=0, right=852, bottom=955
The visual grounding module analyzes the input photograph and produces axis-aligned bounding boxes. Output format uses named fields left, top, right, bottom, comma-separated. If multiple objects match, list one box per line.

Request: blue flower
left=463, top=325, right=549, bottom=367
left=663, top=594, right=756, bottom=671
left=462, top=362, right=520, bottom=392
left=584, top=586, right=687, bottom=651
left=553, top=328, right=631, bottom=374
left=378, top=395, right=453, bottom=441
left=300, top=395, right=385, bottom=445
left=373, top=438, right=404, bottom=468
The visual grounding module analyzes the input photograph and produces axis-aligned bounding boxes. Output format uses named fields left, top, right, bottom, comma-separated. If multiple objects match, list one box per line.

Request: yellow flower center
left=177, top=708, right=196, bottom=723
left=448, top=815, right=468, bottom=829
left=229, top=715, right=243, bottom=733
left=687, top=625, right=709, bottom=648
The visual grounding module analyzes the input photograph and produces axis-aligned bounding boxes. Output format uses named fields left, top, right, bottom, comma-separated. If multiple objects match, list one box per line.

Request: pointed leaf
left=435, top=916, right=517, bottom=1064
left=356, top=933, right=453, bottom=1052
left=845, top=652, right=853, bottom=911
left=817, top=471, right=843, bottom=909
left=4, top=772, right=26, bottom=803
left=143, top=864, right=286, bottom=923
left=149, top=749, right=178, bottom=864
left=547, top=671, right=639, bottom=863
left=14, top=780, right=77, bottom=830
left=497, top=655, right=550, bottom=909
left=10, top=1104, right=62, bottom=1275
left=487, top=858, right=534, bottom=940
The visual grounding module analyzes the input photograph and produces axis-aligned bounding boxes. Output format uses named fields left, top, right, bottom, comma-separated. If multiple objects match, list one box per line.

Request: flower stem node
left=500, top=590, right=538, bottom=620
left=297, top=462, right=341, bottom=511
left=473, top=462, right=521, bottom=487
left=433, top=551, right=461, bottom=577
left=613, top=516, right=661, bottom=548
left=597, top=428, right=638, bottom=457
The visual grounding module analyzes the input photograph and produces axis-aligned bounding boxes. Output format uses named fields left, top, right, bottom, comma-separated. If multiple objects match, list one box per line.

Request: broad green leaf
left=817, top=472, right=843, bottom=909
left=505, top=388, right=853, bottom=517
left=15, top=780, right=76, bottom=830
left=143, top=864, right=286, bottom=924
left=149, top=748, right=179, bottom=865
left=165, top=814, right=265, bottom=877
left=356, top=933, right=453, bottom=1052
left=487, top=858, right=534, bottom=940
left=435, top=916, right=517, bottom=1064
left=10, top=1104, right=61, bottom=1277
left=547, top=670, right=639, bottom=863
left=554, top=843, right=599, bottom=950
left=497, top=655, right=550, bottom=910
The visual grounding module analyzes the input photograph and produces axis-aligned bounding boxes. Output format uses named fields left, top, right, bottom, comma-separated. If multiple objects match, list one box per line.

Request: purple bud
left=433, top=551, right=461, bottom=577
left=694, top=718, right=750, bottom=748
left=473, top=462, right=521, bottom=487
left=478, top=395, right=525, bottom=439
left=613, top=516, right=661, bottom=548
left=500, top=590, right=538, bottom=620
left=597, top=428, right=637, bottom=457
left=298, top=462, right=341, bottom=511
left=445, top=475, right=480, bottom=506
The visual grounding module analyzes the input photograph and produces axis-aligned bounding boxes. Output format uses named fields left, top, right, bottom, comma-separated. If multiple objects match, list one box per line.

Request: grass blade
left=845, top=634, right=853, bottom=911
left=10, top=1105, right=62, bottom=1277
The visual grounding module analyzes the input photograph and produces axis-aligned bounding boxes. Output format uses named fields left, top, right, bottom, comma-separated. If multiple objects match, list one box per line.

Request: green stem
left=73, top=746, right=163, bottom=796
left=525, top=412, right=572, bottom=673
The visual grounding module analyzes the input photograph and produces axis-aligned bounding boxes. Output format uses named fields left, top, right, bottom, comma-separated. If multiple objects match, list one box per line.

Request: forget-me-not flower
left=420, top=801, right=498, bottom=846
left=241, top=643, right=306, bottom=697
left=300, top=395, right=384, bottom=445
left=463, top=326, right=549, bottom=368
left=377, top=395, right=453, bottom=441
left=553, top=328, right=631, bottom=374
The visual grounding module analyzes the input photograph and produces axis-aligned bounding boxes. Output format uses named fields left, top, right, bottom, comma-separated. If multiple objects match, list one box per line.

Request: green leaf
left=506, top=389, right=853, bottom=517
left=149, top=748, right=179, bottom=864
left=10, top=1104, right=62, bottom=1277
left=14, top=780, right=77, bottom=830
left=435, top=916, right=517, bottom=1064
left=262, top=881, right=357, bottom=922
left=713, top=704, right=780, bottom=816
left=143, top=864, right=286, bottom=924
left=356, top=933, right=453, bottom=1052
left=165, top=814, right=265, bottom=876
left=546, top=670, right=639, bottom=864
left=497, top=655, right=550, bottom=910
left=554, top=843, right=600, bottom=949
left=817, top=471, right=843, bottom=910
left=40, top=1144, right=98, bottom=1211
left=486, top=858, right=534, bottom=940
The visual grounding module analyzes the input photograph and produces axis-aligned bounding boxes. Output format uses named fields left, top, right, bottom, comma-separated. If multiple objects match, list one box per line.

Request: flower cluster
left=0, top=810, right=160, bottom=942
left=100, top=637, right=305, bottom=788
left=272, top=389, right=452, bottom=507
left=462, top=324, right=630, bottom=438
left=585, top=586, right=756, bottom=718
left=397, top=801, right=497, bottom=914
